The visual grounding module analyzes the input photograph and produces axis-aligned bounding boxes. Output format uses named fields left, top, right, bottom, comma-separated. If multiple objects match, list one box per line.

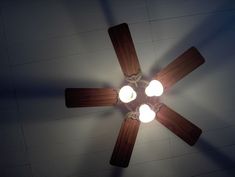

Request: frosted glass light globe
left=119, top=85, right=137, bottom=103
left=139, top=104, right=156, bottom=123
left=145, top=80, right=164, bottom=97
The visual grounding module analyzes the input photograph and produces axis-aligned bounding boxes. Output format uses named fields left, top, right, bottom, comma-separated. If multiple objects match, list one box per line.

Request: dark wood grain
left=110, top=118, right=140, bottom=167
left=65, top=88, right=118, bottom=107
left=108, top=23, right=141, bottom=77
left=156, top=104, right=202, bottom=146
left=154, top=47, right=205, bottom=92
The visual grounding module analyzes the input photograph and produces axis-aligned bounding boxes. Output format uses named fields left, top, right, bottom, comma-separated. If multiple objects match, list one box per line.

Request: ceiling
left=1, top=0, right=235, bottom=177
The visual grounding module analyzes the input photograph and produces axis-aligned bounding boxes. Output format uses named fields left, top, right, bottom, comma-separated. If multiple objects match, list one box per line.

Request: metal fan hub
left=123, top=80, right=160, bottom=112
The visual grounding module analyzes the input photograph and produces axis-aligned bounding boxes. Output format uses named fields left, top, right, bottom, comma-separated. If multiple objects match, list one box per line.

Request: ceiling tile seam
left=25, top=134, right=172, bottom=159
left=202, top=124, right=235, bottom=133
left=169, top=143, right=235, bottom=159
left=82, top=159, right=235, bottom=177
left=5, top=20, right=148, bottom=47
left=8, top=47, right=113, bottom=67
left=8, top=39, right=155, bottom=67
left=22, top=109, right=119, bottom=122
left=2, top=5, right=235, bottom=46
left=127, top=143, right=235, bottom=171
left=6, top=28, right=107, bottom=47
left=192, top=167, right=235, bottom=177
left=143, top=0, right=159, bottom=60
left=0, top=163, right=31, bottom=170
left=3, top=18, right=203, bottom=66
left=27, top=139, right=174, bottom=165
left=148, top=8, right=235, bottom=23
left=48, top=142, right=235, bottom=176
left=0, top=7, right=34, bottom=177
left=24, top=135, right=172, bottom=150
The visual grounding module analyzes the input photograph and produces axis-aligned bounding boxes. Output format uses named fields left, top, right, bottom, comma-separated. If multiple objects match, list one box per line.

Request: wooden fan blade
left=108, top=23, right=141, bottom=77
left=65, top=88, right=118, bottom=107
left=110, top=117, right=140, bottom=167
left=154, top=47, right=205, bottom=92
left=156, top=104, right=201, bottom=146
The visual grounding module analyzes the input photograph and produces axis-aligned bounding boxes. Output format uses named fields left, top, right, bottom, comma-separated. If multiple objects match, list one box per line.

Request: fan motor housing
left=123, top=80, right=160, bottom=112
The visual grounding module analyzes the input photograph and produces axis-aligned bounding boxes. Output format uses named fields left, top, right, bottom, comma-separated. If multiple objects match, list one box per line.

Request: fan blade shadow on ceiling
left=109, top=167, right=124, bottom=177
left=99, top=0, right=116, bottom=26
left=196, top=138, right=235, bottom=174
left=0, top=78, right=117, bottom=122
left=166, top=94, right=235, bottom=174
left=149, top=6, right=235, bottom=96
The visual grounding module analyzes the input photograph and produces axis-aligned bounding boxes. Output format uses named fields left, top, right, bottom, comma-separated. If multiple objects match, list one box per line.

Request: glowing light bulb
left=139, top=104, right=156, bottom=123
left=145, top=80, right=164, bottom=97
left=119, top=85, right=137, bottom=103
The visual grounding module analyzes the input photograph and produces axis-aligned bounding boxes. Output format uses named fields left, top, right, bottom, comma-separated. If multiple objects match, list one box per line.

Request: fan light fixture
left=65, top=23, right=205, bottom=168
left=119, top=85, right=137, bottom=103
left=139, top=104, right=156, bottom=123
left=145, top=80, right=164, bottom=97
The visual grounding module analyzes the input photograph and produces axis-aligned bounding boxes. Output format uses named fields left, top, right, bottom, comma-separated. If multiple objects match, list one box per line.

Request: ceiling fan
left=65, top=23, right=205, bottom=168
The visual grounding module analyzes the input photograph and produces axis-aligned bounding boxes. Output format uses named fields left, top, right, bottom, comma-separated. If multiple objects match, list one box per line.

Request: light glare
left=139, top=104, right=156, bottom=123
left=145, top=80, right=164, bottom=97
left=119, top=85, right=137, bottom=103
